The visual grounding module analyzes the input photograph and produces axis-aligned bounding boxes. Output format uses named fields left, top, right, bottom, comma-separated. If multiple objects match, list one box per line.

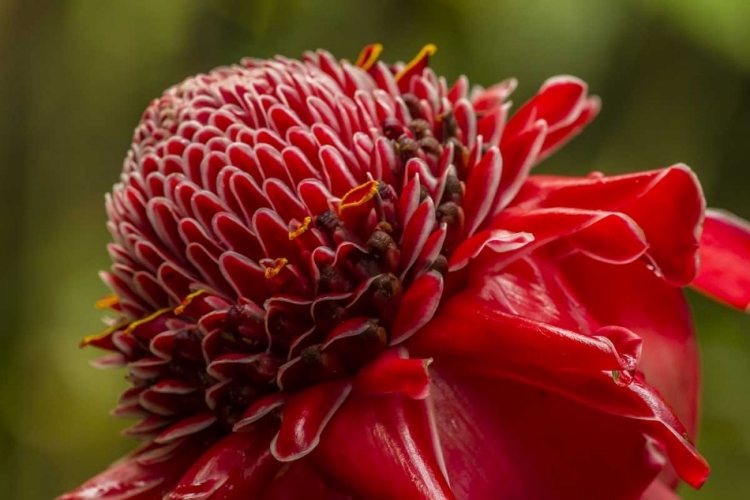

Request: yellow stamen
left=338, top=180, right=380, bottom=216
left=124, top=308, right=172, bottom=335
left=174, top=289, right=207, bottom=316
left=355, top=44, right=384, bottom=71
left=95, top=294, right=119, bottom=310
left=80, top=320, right=129, bottom=348
left=395, top=44, right=437, bottom=83
left=288, top=216, right=312, bottom=240
left=265, top=258, right=288, bottom=279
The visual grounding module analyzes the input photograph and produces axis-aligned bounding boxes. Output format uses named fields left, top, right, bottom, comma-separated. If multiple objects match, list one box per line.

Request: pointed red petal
left=166, top=430, right=282, bottom=500
left=354, top=348, right=432, bottom=399
left=57, top=442, right=205, bottom=500
left=692, top=208, right=750, bottom=310
left=429, top=367, right=670, bottom=500
left=390, top=270, right=443, bottom=345
left=408, top=290, right=642, bottom=375
left=511, top=165, right=705, bottom=285
left=311, top=394, right=454, bottom=500
left=271, top=380, right=352, bottom=461
left=559, top=255, right=700, bottom=443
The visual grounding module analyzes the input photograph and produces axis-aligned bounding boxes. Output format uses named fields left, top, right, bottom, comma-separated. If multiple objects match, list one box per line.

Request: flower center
left=86, top=45, right=486, bottom=442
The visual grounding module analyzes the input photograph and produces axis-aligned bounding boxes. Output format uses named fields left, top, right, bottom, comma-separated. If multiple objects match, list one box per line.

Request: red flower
left=60, top=44, right=750, bottom=500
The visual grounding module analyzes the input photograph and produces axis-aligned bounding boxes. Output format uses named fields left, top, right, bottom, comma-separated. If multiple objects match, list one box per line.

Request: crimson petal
left=270, top=380, right=352, bottom=461
left=166, top=429, right=282, bottom=500
left=692, top=208, right=750, bottom=310
left=408, top=290, right=642, bottom=374
left=57, top=441, right=205, bottom=500
left=311, top=393, right=453, bottom=500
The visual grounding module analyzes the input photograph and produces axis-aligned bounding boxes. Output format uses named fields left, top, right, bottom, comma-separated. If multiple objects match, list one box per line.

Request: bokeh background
left=1, top=0, right=749, bottom=498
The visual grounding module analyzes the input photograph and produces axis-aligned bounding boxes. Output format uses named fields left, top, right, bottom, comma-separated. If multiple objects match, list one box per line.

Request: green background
left=1, top=0, right=749, bottom=498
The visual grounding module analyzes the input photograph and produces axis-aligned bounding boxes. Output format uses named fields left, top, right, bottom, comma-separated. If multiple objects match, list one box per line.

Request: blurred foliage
left=1, top=0, right=749, bottom=498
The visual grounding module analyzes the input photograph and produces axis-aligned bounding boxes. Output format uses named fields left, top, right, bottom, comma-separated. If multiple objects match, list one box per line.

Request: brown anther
left=367, top=230, right=400, bottom=272
left=437, top=201, right=462, bottom=226
left=314, top=210, right=342, bottom=234
left=430, top=254, right=448, bottom=276
left=318, top=265, right=352, bottom=293
left=394, top=134, right=420, bottom=163
left=372, top=273, right=403, bottom=325
left=402, top=93, right=422, bottom=120
left=367, top=230, right=397, bottom=257
left=419, top=136, right=443, bottom=158
left=299, top=344, right=345, bottom=383
left=440, top=110, right=459, bottom=140
left=419, top=184, right=429, bottom=202
left=442, top=173, right=464, bottom=204
left=409, top=118, right=432, bottom=139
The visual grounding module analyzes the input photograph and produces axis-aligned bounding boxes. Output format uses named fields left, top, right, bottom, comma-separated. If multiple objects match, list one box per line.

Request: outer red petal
left=311, top=393, right=454, bottom=500
left=510, top=165, right=705, bottom=285
left=559, top=255, right=700, bottom=442
left=165, top=428, right=282, bottom=500
left=429, top=367, right=667, bottom=500
left=407, top=291, right=642, bottom=374
left=57, top=441, right=205, bottom=500
left=692, top=208, right=750, bottom=310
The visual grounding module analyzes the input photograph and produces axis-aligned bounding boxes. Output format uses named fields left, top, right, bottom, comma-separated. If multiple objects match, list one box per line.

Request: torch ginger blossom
left=59, top=44, right=750, bottom=500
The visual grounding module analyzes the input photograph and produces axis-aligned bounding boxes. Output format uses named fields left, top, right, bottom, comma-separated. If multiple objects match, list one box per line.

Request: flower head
left=61, top=44, right=750, bottom=499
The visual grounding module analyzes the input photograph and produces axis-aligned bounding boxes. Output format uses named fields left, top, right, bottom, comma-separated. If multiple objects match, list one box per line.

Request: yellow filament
left=288, top=217, right=313, bottom=240
left=265, top=258, right=288, bottom=279
left=355, top=44, right=384, bottom=71
left=80, top=320, right=129, bottom=348
left=338, top=180, right=380, bottom=216
left=174, top=289, right=208, bottom=316
left=395, top=44, right=437, bottom=83
left=94, top=294, right=119, bottom=310
left=124, top=308, right=172, bottom=335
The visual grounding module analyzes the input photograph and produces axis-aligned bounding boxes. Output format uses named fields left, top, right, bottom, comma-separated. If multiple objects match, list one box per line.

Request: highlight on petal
left=389, top=270, right=444, bottom=344
left=57, top=442, right=205, bottom=500
left=692, top=208, right=750, bottom=310
left=311, top=394, right=453, bottom=500
left=270, top=380, right=352, bottom=462
left=354, top=348, right=432, bottom=399
left=408, top=291, right=643, bottom=375
left=166, top=430, right=281, bottom=500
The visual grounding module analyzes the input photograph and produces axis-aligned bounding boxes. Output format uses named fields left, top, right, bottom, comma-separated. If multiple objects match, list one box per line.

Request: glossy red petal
left=311, top=394, right=453, bottom=500
left=57, top=442, right=205, bottom=500
left=692, top=208, right=750, bottom=310
left=271, top=380, right=352, bottom=462
left=559, top=255, right=700, bottom=443
left=512, top=165, right=705, bottom=285
left=429, top=367, right=667, bottom=500
left=354, top=348, right=431, bottom=399
left=408, top=290, right=642, bottom=375
left=390, top=270, right=443, bottom=344
left=166, top=429, right=282, bottom=500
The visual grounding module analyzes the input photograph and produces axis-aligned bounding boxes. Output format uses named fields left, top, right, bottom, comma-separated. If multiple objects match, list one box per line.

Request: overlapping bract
left=60, top=45, right=750, bottom=500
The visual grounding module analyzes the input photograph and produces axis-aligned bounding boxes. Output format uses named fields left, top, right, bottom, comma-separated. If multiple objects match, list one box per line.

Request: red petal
left=429, top=367, right=669, bottom=500
left=354, top=348, right=432, bottom=399
left=166, top=430, right=282, bottom=500
left=57, top=442, right=205, bottom=500
left=408, top=290, right=642, bottom=374
left=271, top=380, right=352, bottom=461
left=390, top=270, right=444, bottom=344
left=693, top=208, right=750, bottom=310
left=311, top=394, right=453, bottom=500
left=559, top=255, right=700, bottom=444
left=512, top=165, right=705, bottom=285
